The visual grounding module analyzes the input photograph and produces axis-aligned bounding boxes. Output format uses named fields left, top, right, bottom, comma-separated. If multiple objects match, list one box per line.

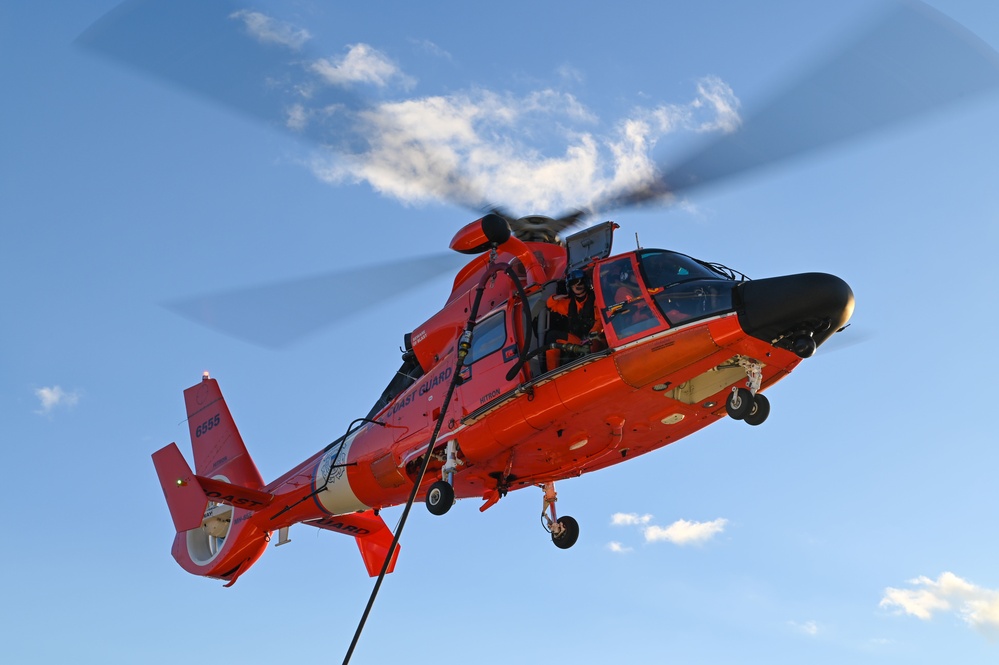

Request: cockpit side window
left=599, top=257, right=641, bottom=306
left=466, top=311, right=507, bottom=365
left=596, top=256, right=663, bottom=341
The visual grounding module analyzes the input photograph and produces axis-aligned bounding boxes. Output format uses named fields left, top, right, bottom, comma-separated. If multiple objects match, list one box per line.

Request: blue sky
left=4, top=1, right=999, bottom=663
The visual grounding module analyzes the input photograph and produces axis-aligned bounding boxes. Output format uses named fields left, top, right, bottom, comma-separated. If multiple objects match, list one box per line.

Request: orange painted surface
left=151, top=228, right=834, bottom=584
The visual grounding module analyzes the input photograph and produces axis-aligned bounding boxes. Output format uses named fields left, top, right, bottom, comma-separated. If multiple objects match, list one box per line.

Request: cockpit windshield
left=639, top=250, right=729, bottom=286
left=637, top=249, right=738, bottom=326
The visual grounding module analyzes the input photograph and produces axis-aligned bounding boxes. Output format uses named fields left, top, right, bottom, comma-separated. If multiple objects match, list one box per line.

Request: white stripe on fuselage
left=314, top=430, right=368, bottom=515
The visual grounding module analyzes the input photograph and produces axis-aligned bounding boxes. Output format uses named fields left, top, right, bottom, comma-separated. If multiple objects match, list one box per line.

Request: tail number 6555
left=195, top=414, right=221, bottom=437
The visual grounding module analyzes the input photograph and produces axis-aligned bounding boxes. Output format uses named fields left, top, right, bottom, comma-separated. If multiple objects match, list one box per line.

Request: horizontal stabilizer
left=355, top=528, right=401, bottom=577
left=152, top=443, right=206, bottom=533
left=303, top=510, right=401, bottom=576
left=195, top=475, right=275, bottom=512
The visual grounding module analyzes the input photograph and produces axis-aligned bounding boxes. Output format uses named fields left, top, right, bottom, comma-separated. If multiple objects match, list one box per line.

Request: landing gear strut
left=541, top=482, right=579, bottom=549
left=726, top=357, right=770, bottom=426
left=425, top=440, right=461, bottom=516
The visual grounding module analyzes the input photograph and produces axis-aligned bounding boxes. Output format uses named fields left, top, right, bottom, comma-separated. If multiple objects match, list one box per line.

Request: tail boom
left=153, top=374, right=401, bottom=584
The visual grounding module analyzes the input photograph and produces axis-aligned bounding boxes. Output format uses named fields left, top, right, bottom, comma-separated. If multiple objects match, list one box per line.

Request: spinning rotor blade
left=589, top=1, right=999, bottom=214
left=80, top=2, right=999, bottom=227
left=77, top=0, right=490, bottom=209
left=77, top=0, right=360, bottom=147
left=165, top=253, right=466, bottom=348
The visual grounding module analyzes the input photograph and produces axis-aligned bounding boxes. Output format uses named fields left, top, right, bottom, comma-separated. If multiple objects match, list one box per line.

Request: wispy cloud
left=788, top=619, right=820, bottom=637
left=311, top=44, right=414, bottom=89
left=220, top=15, right=742, bottom=216
left=284, top=31, right=740, bottom=217
left=607, top=541, right=633, bottom=554
left=880, top=572, right=999, bottom=639
left=229, top=10, right=311, bottom=51
left=409, top=38, right=452, bottom=61
left=643, top=518, right=728, bottom=546
left=34, top=385, right=81, bottom=415
left=556, top=64, right=585, bottom=84
left=609, top=512, right=727, bottom=550
left=611, top=512, right=653, bottom=526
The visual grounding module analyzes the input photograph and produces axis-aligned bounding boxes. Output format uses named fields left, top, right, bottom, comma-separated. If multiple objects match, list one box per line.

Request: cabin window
left=466, top=311, right=507, bottom=364
left=365, top=355, right=424, bottom=420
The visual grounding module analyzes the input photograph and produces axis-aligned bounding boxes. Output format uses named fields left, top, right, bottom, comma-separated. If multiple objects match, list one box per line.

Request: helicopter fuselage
left=152, top=218, right=853, bottom=584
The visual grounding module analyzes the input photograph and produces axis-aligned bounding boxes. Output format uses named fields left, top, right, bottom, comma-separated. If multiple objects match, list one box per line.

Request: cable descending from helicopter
left=342, top=242, right=539, bottom=665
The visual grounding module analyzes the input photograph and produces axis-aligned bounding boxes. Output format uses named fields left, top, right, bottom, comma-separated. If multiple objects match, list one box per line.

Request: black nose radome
left=735, top=273, right=854, bottom=356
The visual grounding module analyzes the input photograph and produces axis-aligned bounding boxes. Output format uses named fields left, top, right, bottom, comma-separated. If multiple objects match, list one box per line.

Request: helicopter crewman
left=599, top=258, right=657, bottom=338
left=545, top=269, right=604, bottom=369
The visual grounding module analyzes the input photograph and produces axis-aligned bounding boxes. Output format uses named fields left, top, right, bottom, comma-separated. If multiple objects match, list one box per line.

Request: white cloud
left=286, top=103, right=309, bottom=132
left=690, top=76, right=742, bottom=133
left=880, top=572, right=999, bottom=639
left=219, top=15, right=743, bottom=216
left=307, top=76, right=741, bottom=215
left=229, top=10, right=311, bottom=51
left=643, top=76, right=740, bottom=135
left=643, top=518, right=728, bottom=545
left=789, top=620, right=820, bottom=636
left=410, top=38, right=452, bottom=61
left=609, top=513, right=727, bottom=549
left=607, top=541, right=633, bottom=554
left=34, top=386, right=80, bottom=414
left=556, top=64, right=585, bottom=84
left=611, top=512, right=653, bottom=526
left=311, top=44, right=414, bottom=89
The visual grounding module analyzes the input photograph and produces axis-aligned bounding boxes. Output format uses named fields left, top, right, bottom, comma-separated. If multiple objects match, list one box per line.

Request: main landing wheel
left=551, top=515, right=579, bottom=550
left=744, top=393, right=771, bottom=426
left=425, top=480, right=455, bottom=516
left=726, top=387, right=754, bottom=420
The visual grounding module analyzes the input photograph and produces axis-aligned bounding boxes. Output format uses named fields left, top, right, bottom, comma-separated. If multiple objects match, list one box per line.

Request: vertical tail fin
left=152, top=375, right=272, bottom=585
left=184, top=374, right=264, bottom=489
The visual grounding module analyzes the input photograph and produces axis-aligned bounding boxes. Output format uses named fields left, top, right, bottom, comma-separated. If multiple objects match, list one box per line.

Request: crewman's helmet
left=567, top=269, right=587, bottom=288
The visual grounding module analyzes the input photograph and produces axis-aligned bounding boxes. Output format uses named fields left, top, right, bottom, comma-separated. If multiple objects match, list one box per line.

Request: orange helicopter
left=154, top=208, right=854, bottom=586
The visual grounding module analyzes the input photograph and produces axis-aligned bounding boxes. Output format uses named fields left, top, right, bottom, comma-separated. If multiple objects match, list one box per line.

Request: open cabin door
left=565, top=221, right=617, bottom=272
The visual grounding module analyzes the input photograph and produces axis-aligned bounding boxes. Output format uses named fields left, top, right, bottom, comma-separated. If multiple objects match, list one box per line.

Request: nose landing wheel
left=726, top=387, right=755, bottom=420
left=743, top=393, right=770, bottom=426
left=726, top=387, right=771, bottom=426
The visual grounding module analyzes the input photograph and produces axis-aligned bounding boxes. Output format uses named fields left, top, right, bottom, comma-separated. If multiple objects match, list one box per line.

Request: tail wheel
left=425, top=480, right=455, bottom=516
left=551, top=515, right=579, bottom=549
